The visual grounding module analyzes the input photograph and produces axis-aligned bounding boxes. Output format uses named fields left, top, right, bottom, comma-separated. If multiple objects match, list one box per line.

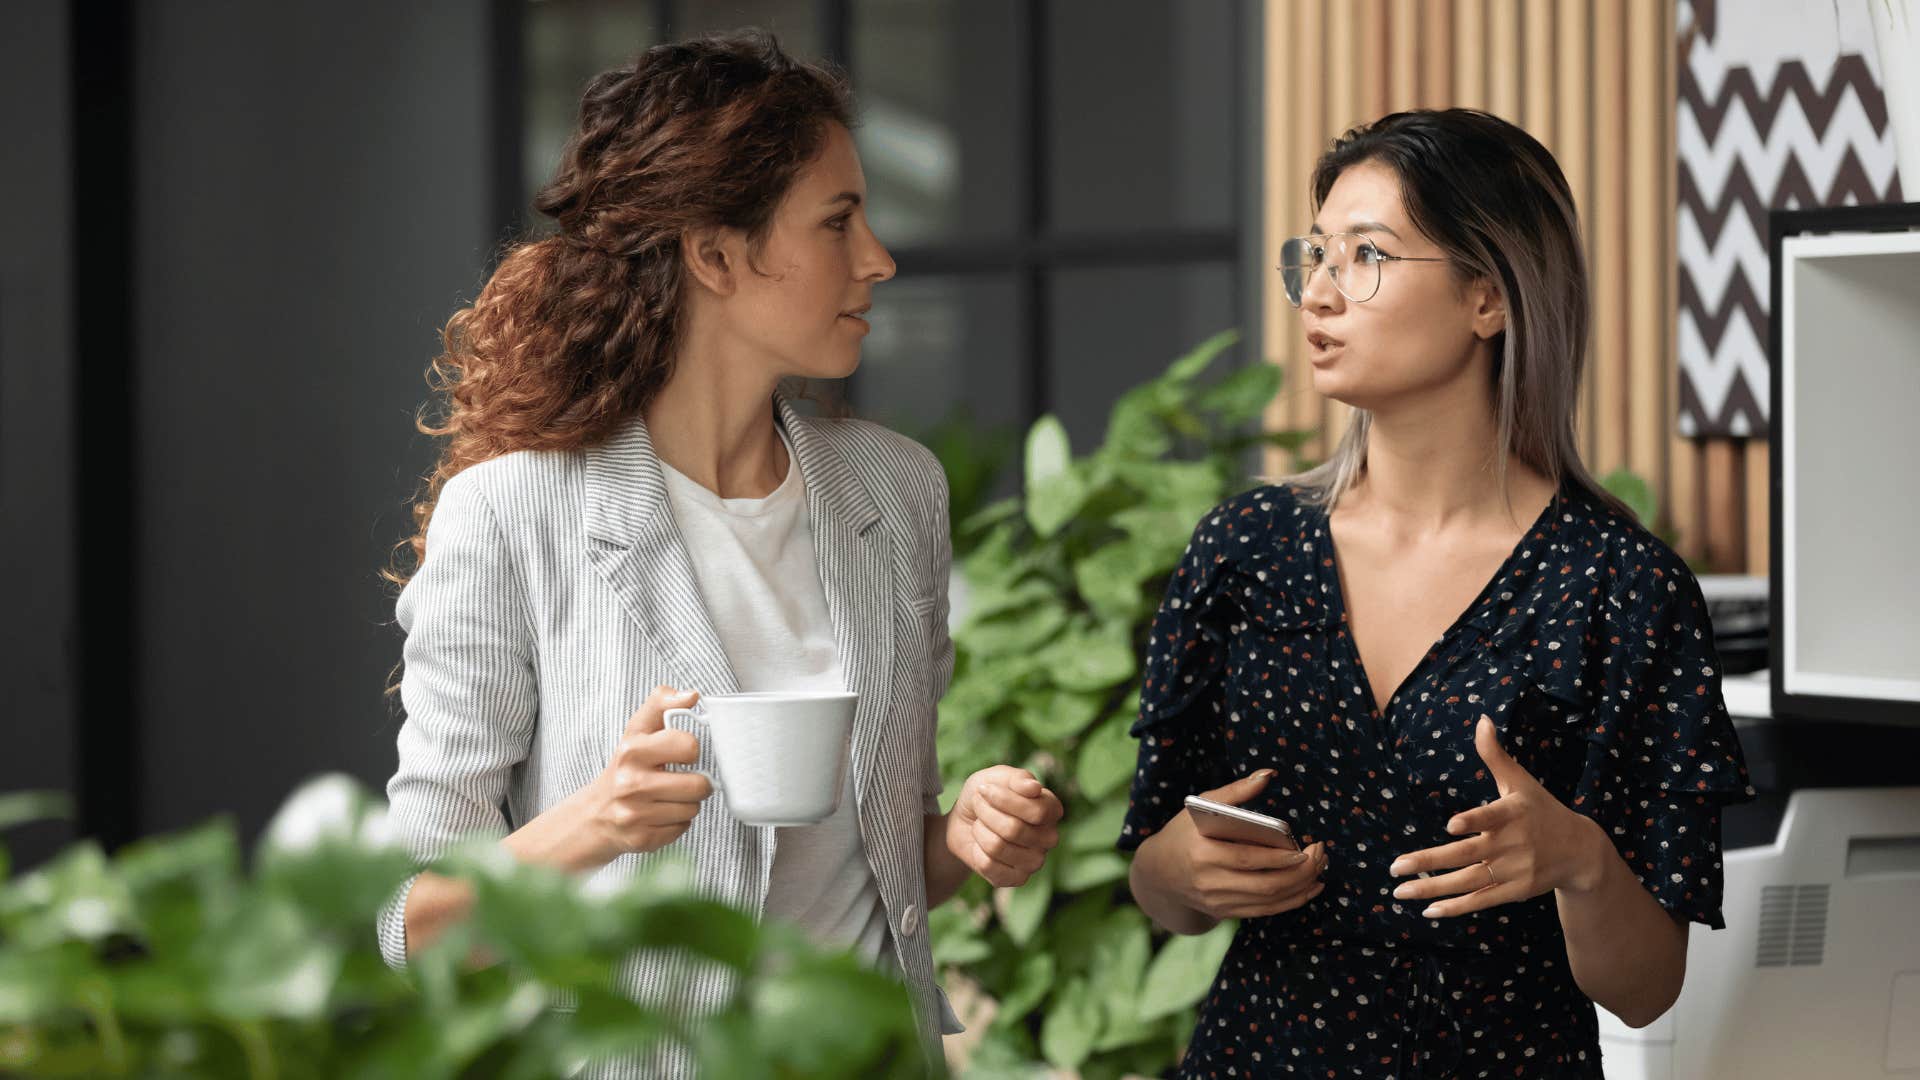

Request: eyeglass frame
left=1277, top=231, right=1451, bottom=306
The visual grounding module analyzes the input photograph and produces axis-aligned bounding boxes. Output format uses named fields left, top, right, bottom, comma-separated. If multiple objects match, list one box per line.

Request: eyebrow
left=1308, top=220, right=1402, bottom=240
left=824, top=192, right=863, bottom=209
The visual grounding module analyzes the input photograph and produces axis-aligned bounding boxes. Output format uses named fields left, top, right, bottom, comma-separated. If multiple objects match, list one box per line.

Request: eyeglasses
left=1278, top=232, right=1449, bottom=306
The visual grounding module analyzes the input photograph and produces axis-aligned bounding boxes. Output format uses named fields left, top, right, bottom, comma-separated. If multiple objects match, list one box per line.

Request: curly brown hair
left=388, top=31, right=852, bottom=586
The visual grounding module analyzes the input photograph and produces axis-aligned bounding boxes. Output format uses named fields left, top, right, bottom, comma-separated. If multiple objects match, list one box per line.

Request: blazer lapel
left=581, top=396, right=899, bottom=815
left=777, top=394, right=897, bottom=807
left=581, top=413, right=740, bottom=707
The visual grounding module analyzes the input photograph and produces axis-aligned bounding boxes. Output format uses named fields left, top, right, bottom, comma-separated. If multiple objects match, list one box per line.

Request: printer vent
left=1755, top=884, right=1829, bottom=967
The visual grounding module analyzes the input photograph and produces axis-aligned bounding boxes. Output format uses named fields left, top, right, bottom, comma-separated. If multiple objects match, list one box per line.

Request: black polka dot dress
left=1116, top=480, right=1755, bottom=1078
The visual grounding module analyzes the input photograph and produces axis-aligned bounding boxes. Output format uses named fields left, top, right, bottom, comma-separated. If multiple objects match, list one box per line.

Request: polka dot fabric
left=1117, top=481, right=1755, bottom=1078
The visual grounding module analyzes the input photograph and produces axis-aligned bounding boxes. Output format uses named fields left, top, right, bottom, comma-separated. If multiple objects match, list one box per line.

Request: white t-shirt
left=658, top=431, right=894, bottom=967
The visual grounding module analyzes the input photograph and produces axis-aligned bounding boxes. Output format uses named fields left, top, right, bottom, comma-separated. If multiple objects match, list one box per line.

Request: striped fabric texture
left=377, top=393, right=957, bottom=1077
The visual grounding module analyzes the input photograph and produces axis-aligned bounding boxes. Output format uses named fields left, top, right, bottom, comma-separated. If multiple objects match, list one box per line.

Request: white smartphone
left=1184, top=794, right=1299, bottom=849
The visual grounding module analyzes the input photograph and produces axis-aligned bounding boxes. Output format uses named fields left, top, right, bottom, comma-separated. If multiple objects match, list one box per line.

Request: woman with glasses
left=1119, top=109, right=1752, bottom=1077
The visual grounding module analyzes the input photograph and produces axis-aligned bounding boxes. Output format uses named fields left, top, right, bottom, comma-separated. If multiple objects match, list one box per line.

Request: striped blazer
left=376, top=393, right=959, bottom=1075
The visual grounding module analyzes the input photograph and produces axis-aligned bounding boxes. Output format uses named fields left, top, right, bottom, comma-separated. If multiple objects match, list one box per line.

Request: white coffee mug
left=664, top=691, right=857, bottom=826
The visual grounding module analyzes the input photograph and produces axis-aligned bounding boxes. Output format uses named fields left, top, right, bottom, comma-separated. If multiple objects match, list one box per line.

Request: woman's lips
left=1307, top=329, right=1344, bottom=364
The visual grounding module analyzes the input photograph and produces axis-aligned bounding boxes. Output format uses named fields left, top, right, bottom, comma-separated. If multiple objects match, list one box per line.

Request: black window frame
left=499, top=0, right=1269, bottom=433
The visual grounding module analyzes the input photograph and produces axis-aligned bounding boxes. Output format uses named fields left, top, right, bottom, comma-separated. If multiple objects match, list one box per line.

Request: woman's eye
left=1356, top=245, right=1384, bottom=264
left=827, top=216, right=851, bottom=232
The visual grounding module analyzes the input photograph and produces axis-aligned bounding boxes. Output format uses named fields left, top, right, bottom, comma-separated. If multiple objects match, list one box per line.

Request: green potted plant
left=0, top=778, right=929, bottom=1078
left=928, top=331, right=1312, bottom=1078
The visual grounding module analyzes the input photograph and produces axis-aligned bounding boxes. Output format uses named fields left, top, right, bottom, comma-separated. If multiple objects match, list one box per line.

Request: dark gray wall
left=0, top=0, right=80, bottom=867
left=126, top=2, right=496, bottom=843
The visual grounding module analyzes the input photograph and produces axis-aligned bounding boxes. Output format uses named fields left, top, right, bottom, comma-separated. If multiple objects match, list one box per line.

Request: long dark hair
left=1289, top=108, right=1634, bottom=523
left=390, top=31, right=852, bottom=586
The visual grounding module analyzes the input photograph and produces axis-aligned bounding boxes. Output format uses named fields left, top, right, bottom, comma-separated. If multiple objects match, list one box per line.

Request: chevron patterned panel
left=1258, top=0, right=1900, bottom=571
left=1676, top=0, right=1904, bottom=437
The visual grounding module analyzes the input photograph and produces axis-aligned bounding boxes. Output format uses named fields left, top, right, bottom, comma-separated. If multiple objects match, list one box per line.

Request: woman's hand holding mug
left=575, top=685, right=715, bottom=862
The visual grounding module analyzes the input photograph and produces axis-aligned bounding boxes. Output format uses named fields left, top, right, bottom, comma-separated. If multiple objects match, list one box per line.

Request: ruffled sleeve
left=1574, top=553, right=1755, bottom=928
left=1117, top=506, right=1236, bottom=852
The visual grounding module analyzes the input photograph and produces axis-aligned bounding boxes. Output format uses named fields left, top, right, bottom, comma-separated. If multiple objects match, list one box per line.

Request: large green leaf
left=1022, top=415, right=1087, bottom=540
left=0, top=843, right=137, bottom=950
left=1601, top=467, right=1658, bottom=525
left=1055, top=852, right=1128, bottom=892
left=1088, top=912, right=1153, bottom=1052
left=1038, top=977, right=1101, bottom=1070
left=1032, top=619, right=1136, bottom=693
left=1163, top=329, right=1241, bottom=384
left=745, top=953, right=923, bottom=1077
left=1112, top=460, right=1227, bottom=516
left=1061, top=800, right=1128, bottom=854
left=0, top=791, right=73, bottom=831
left=993, top=951, right=1056, bottom=1026
left=937, top=700, right=1019, bottom=787
left=204, top=895, right=346, bottom=1020
left=1072, top=543, right=1161, bottom=622
left=1027, top=463, right=1094, bottom=540
left=1073, top=710, right=1140, bottom=801
left=959, top=577, right=1058, bottom=626
left=1111, top=504, right=1204, bottom=564
left=1048, top=892, right=1116, bottom=977
left=930, top=903, right=992, bottom=967
left=1012, top=689, right=1105, bottom=744
left=955, top=603, right=1069, bottom=658
left=1103, top=384, right=1174, bottom=461
left=1194, top=360, right=1283, bottom=425
left=1136, top=921, right=1238, bottom=1023
left=995, top=858, right=1054, bottom=948
left=1023, top=414, right=1071, bottom=491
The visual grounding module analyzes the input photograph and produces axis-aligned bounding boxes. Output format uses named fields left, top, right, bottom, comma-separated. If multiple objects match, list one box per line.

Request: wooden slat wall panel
left=1591, top=10, right=1629, bottom=478
left=1703, top=440, right=1743, bottom=571
left=1554, top=0, right=1595, bottom=462
left=1286, top=0, right=1326, bottom=449
left=1257, top=0, right=1757, bottom=573
left=1745, top=438, right=1770, bottom=576
left=1488, top=0, right=1522, bottom=122
left=1390, top=0, right=1420, bottom=113
left=1261, top=0, right=1296, bottom=469
left=1422, top=0, right=1455, bottom=108
left=1455, top=0, right=1487, bottom=109
left=1522, top=0, right=1555, bottom=141
left=1626, top=0, right=1667, bottom=486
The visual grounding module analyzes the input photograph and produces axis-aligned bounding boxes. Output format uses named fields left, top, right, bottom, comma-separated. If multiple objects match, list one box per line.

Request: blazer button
left=899, top=903, right=920, bottom=937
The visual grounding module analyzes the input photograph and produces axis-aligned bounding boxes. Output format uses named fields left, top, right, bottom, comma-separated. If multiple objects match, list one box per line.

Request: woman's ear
left=1469, top=276, right=1508, bottom=341
left=680, top=226, right=738, bottom=297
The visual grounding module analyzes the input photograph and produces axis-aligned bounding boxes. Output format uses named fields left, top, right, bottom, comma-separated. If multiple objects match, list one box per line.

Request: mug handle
left=662, top=706, right=721, bottom=793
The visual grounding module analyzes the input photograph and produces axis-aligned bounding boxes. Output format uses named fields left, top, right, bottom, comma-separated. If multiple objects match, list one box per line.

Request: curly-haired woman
left=375, top=32, right=1062, bottom=1075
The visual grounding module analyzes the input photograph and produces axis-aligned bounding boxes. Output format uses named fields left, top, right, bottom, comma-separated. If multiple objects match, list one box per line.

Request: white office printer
left=1597, top=667, right=1920, bottom=1078
left=1600, top=206, right=1920, bottom=1077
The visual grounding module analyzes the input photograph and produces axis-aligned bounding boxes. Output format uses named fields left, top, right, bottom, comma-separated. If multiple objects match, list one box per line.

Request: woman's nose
left=1300, top=263, right=1344, bottom=313
left=858, top=224, right=896, bottom=283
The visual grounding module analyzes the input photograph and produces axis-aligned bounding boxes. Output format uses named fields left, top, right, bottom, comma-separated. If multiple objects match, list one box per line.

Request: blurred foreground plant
left=0, top=777, right=928, bottom=1079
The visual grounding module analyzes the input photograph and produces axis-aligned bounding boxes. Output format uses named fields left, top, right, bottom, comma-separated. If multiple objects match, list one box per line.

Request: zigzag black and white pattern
left=1676, top=0, right=1903, bottom=437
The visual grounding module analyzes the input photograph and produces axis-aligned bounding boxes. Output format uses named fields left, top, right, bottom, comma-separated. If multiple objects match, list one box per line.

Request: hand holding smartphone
left=1183, top=794, right=1299, bottom=849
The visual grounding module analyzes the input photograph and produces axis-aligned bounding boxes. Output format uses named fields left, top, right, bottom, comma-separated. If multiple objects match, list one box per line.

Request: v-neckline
left=1319, top=484, right=1563, bottom=723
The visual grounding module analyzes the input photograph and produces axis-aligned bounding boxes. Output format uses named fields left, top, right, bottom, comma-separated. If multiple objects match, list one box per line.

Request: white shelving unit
left=1777, top=227, right=1920, bottom=718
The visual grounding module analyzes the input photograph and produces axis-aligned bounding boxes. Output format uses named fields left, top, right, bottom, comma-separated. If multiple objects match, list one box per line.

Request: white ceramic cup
left=664, top=691, right=857, bottom=826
